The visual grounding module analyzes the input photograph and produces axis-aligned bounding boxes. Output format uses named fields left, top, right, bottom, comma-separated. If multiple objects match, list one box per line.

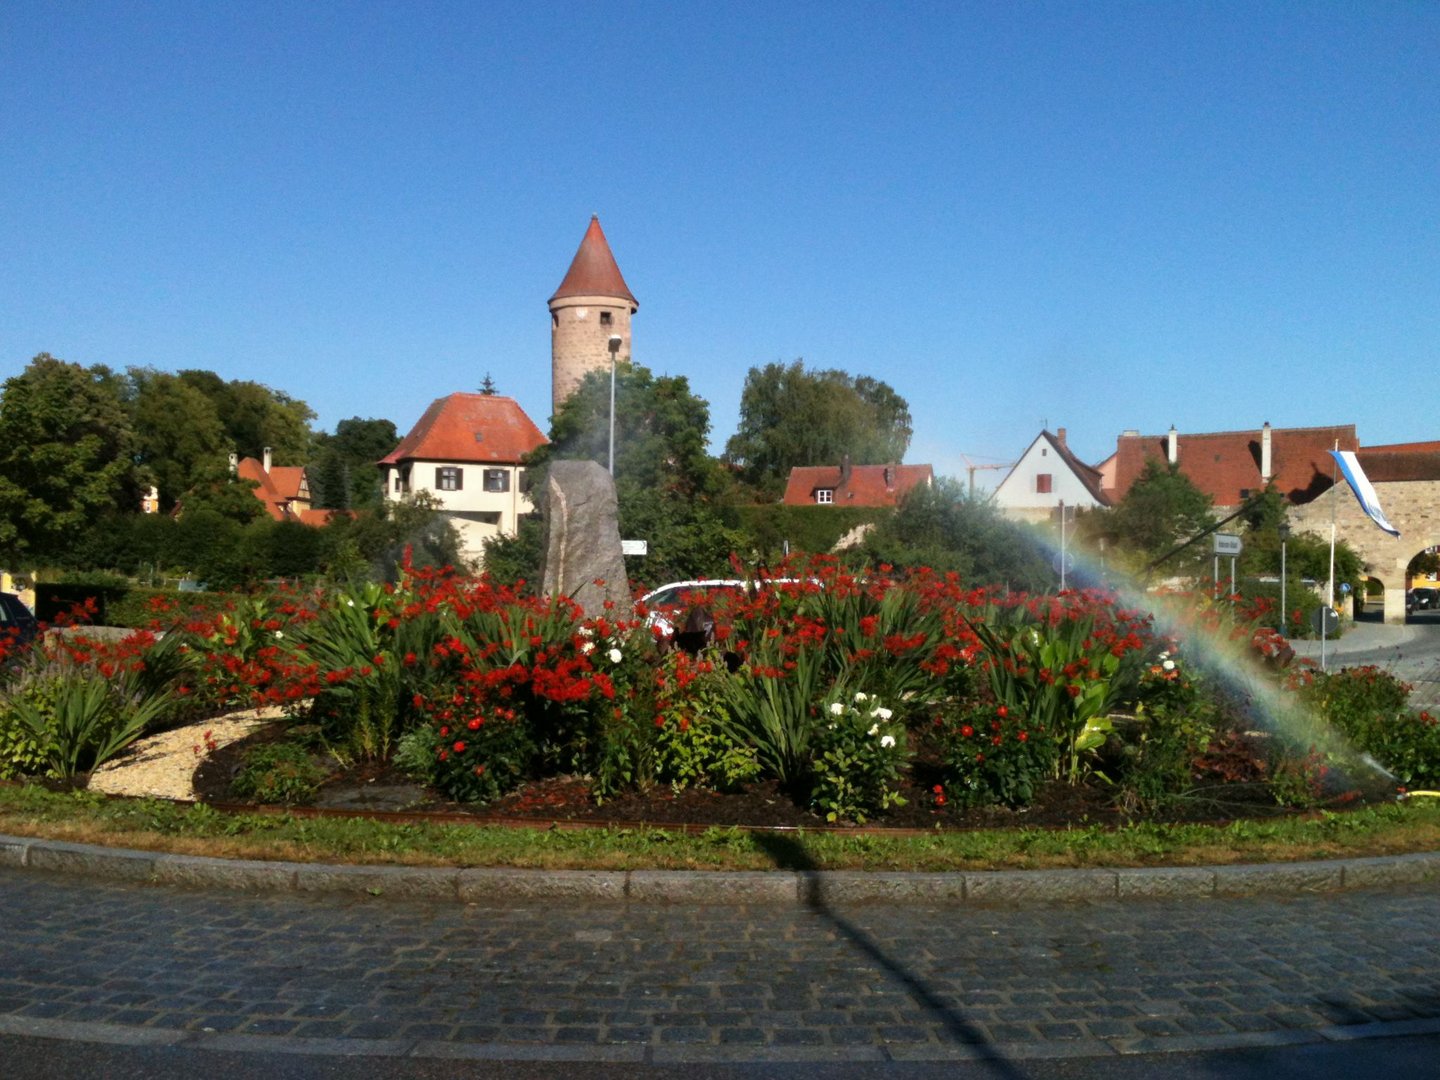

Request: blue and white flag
left=1330, top=450, right=1400, bottom=537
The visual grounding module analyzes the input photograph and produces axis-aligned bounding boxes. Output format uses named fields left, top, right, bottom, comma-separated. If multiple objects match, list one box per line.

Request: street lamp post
left=607, top=335, right=622, bottom=476
left=1278, top=521, right=1291, bottom=637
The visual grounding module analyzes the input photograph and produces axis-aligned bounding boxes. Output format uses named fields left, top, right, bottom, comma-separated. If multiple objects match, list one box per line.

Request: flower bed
left=2, top=556, right=1432, bottom=827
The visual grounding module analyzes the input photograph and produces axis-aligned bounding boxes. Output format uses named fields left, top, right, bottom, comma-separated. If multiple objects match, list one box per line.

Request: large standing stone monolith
left=540, top=460, right=630, bottom=617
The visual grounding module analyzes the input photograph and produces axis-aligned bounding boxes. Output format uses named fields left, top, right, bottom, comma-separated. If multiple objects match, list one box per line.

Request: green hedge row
left=727, top=504, right=888, bottom=559
left=35, top=584, right=233, bottom=629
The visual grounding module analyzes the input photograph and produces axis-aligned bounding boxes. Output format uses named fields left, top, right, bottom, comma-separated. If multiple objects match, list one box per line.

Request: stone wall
left=1288, top=478, right=1440, bottom=623
left=549, top=293, right=634, bottom=415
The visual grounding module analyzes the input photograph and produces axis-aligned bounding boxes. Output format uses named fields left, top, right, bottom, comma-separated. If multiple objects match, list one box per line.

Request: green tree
left=1089, top=461, right=1216, bottom=579
left=177, top=371, right=316, bottom=463
left=724, top=360, right=913, bottom=498
left=861, top=477, right=1053, bottom=590
left=0, top=354, right=144, bottom=565
left=501, top=362, right=744, bottom=587
left=310, top=417, right=397, bottom=510
left=125, top=368, right=230, bottom=509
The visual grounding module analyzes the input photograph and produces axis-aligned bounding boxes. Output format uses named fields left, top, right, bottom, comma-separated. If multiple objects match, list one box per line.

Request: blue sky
left=3, top=1, right=1436, bottom=483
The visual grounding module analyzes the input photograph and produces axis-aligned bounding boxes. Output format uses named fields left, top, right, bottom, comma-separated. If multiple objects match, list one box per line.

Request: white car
left=638, top=580, right=747, bottom=639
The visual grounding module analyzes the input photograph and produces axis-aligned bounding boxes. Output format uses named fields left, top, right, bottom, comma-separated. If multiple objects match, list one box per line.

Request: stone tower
left=549, top=215, right=638, bottom=416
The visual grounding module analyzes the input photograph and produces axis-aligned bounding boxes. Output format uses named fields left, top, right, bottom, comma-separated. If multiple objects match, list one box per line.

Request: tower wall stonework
left=1288, top=478, right=1440, bottom=624
left=549, top=294, right=634, bottom=418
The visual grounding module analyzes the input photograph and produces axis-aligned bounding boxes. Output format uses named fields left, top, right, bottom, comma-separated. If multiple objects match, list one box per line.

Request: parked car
left=638, top=580, right=747, bottom=641
left=0, top=591, right=38, bottom=648
left=1408, top=588, right=1439, bottom=612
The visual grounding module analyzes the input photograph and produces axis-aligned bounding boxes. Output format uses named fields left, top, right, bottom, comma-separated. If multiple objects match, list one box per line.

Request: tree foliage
left=125, top=368, right=230, bottom=509
left=495, top=362, right=744, bottom=587
left=1084, top=460, right=1216, bottom=579
left=860, top=477, right=1052, bottom=590
left=309, top=417, right=397, bottom=510
left=177, top=370, right=316, bottom=463
left=724, top=360, right=913, bottom=498
left=0, top=354, right=144, bottom=565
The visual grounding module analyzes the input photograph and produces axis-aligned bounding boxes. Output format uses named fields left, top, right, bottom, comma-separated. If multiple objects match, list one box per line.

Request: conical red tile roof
left=549, top=215, right=637, bottom=305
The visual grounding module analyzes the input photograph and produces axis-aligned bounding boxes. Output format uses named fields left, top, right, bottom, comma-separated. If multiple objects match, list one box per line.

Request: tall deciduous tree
left=0, top=354, right=144, bottom=565
left=176, top=370, right=316, bottom=463
left=1086, top=460, right=1216, bottom=579
left=488, top=362, right=743, bottom=586
left=126, top=367, right=230, bottom=509
left=310, top=417, right=397, bottom=510
left=724, top=360, right=912, bottom=498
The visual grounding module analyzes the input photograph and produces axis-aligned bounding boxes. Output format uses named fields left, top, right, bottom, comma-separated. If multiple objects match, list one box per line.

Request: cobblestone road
left=3, top=867, right=1440, bottom=1061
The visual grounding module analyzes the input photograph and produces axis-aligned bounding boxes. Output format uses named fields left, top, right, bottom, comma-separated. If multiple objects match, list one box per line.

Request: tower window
left=600, top=311, right=613, bottom=326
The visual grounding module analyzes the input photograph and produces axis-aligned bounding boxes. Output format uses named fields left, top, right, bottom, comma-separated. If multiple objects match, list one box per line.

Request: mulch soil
left=188, top=721, right=1369, bottom=832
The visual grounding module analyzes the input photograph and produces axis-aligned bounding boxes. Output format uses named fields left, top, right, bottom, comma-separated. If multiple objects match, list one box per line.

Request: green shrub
left=935, top=701, right=1055, bottom=809
left=0, top=687, right=56, bottom=779
left=430, top=707, right=536, bottom=804
left=655, top=668, right=761, bottom=792
left=231, top=742, right=327, bottom=804
left=1297, top=666, right=1440, bottom=787
left=809, top=693, right=908, bottom=823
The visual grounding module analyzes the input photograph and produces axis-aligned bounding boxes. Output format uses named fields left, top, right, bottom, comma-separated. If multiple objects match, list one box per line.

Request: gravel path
left=87, top=707, right=286, bottom=802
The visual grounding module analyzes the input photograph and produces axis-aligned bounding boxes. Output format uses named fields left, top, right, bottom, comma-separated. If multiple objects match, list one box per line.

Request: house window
left=436, top=467, right=463, bottom=491
left=1036, top=474, right=1053, bottom=494
left=599, top=311, right=613, bottom=326
left=816, top=489, right=834, bottom=505
left=483, top=468, right=510, bottom=493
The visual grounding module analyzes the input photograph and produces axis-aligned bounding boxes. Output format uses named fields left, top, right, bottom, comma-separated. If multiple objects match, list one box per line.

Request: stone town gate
left=1288, top=478, right=1440, bottom=624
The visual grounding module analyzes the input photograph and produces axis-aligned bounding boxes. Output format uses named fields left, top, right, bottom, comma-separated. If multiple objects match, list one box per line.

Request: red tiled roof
left=379, top=394, right=547, bottom=466
left=1106, top=425, right=1356, bottom=508
left=549, top=216, right=637, bottom=305
left=1362, top=439, right=1440, bottom=454
left=236, top=458, right=310, bottom=523
left=1356, top=449, right=1440, bottom=483
left=782, top=463, right=933, bottom=507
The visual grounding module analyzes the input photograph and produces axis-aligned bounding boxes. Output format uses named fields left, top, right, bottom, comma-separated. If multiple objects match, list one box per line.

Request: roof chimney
left=263, top=447, right=272, bottom=474
left=1056, top=427, right=1067, bottom=449
left=228, top=452, right=238, bottom=476
left=884, top=464, right=895, bottom=489
left=1260, top=422, right=1272, bottom=482
left=840, top=454, right=852, bottom=486
left=1166, top=426, right=1178, bottom=466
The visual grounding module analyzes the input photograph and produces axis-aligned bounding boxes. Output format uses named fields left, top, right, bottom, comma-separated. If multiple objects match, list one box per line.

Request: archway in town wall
left=1288, top=478, right=1440, bottom=624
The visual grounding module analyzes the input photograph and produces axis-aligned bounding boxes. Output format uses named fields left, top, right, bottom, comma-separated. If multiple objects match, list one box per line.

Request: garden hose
left=1398, top=791, right=1440, bottom=800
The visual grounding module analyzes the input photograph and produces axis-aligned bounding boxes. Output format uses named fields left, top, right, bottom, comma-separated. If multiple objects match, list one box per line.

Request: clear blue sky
left=3, top=1, right=1436, bottom=483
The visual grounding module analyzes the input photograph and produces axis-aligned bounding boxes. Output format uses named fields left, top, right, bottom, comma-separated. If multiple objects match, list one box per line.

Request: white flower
left=872, top=707, right=893, bottom=721
left=880, top=734, right=896, bottom=749
left=346, top=599, right=355, bottom=607
left=867, top=723, right=880, bottom=736
left=1162, top=659, right=1175, bottom=671
left=607, top=648, right=623, bottom=664
left=853, top=692, right=868, bottom=703
left=274, top=631, right=284, bottom=639
left=578, top=626, right=594, bottom=638
left=580, top=642, right=595, bottom=655
left=830, top=702, right=845, bottom=716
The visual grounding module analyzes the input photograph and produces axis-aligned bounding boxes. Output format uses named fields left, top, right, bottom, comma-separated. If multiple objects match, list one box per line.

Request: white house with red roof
left=379, top=393, right=547, bottom=566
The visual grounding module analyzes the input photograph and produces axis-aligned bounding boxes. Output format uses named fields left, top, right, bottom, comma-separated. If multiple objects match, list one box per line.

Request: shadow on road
left=751, top=831, right=1030, bottom=1078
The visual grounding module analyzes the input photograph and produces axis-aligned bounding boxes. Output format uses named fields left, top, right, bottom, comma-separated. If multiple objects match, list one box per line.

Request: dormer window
left=600, top=311, right=613, bottom=326
left=816, top=488, right=834, bottom=505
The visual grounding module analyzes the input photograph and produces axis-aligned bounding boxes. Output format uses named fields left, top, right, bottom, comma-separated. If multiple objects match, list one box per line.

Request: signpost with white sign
left=620, top=540, right=648, bottom=557
left=1213, top=533, right=1242, bottom=599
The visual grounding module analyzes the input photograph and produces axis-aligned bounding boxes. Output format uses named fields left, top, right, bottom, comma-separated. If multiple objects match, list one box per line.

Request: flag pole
left=1323, top=441, right=1338, bottom=670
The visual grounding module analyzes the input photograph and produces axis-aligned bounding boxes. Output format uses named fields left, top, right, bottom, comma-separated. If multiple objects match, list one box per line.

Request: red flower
left=453, top=740, right=466, bottom=753
left=1018, top=731, right=1028, bottom=742
left=960, top=724, right=974, bottom=738
left=996, top=705, right=1008, bottom=718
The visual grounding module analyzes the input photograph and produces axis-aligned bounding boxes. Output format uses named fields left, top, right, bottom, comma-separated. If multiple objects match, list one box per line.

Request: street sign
left=621, top=540, right=648, bottom=556
left=1213, top=533, right=1243, bottom=556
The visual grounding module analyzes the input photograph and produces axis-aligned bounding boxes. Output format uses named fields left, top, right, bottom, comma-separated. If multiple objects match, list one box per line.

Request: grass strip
left=4, top=785, right=1440, bottom=872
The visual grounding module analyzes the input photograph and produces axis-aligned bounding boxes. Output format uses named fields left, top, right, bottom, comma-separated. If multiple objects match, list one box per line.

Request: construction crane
left=960, top=454, right=1016, bottom=496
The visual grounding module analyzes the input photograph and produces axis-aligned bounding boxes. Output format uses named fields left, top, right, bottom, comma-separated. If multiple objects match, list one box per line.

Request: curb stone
left=3, top=831, right=1439, bottom=906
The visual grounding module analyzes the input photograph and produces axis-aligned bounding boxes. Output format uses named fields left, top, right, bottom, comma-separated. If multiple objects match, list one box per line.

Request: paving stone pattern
left=2, top=867, right=1440, bottom=1057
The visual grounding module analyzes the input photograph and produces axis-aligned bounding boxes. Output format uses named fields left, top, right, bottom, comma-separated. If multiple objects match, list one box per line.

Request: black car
left=0, top=591, right=37, bottom=648
left=1409, top=588, right=1440, bottom=612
